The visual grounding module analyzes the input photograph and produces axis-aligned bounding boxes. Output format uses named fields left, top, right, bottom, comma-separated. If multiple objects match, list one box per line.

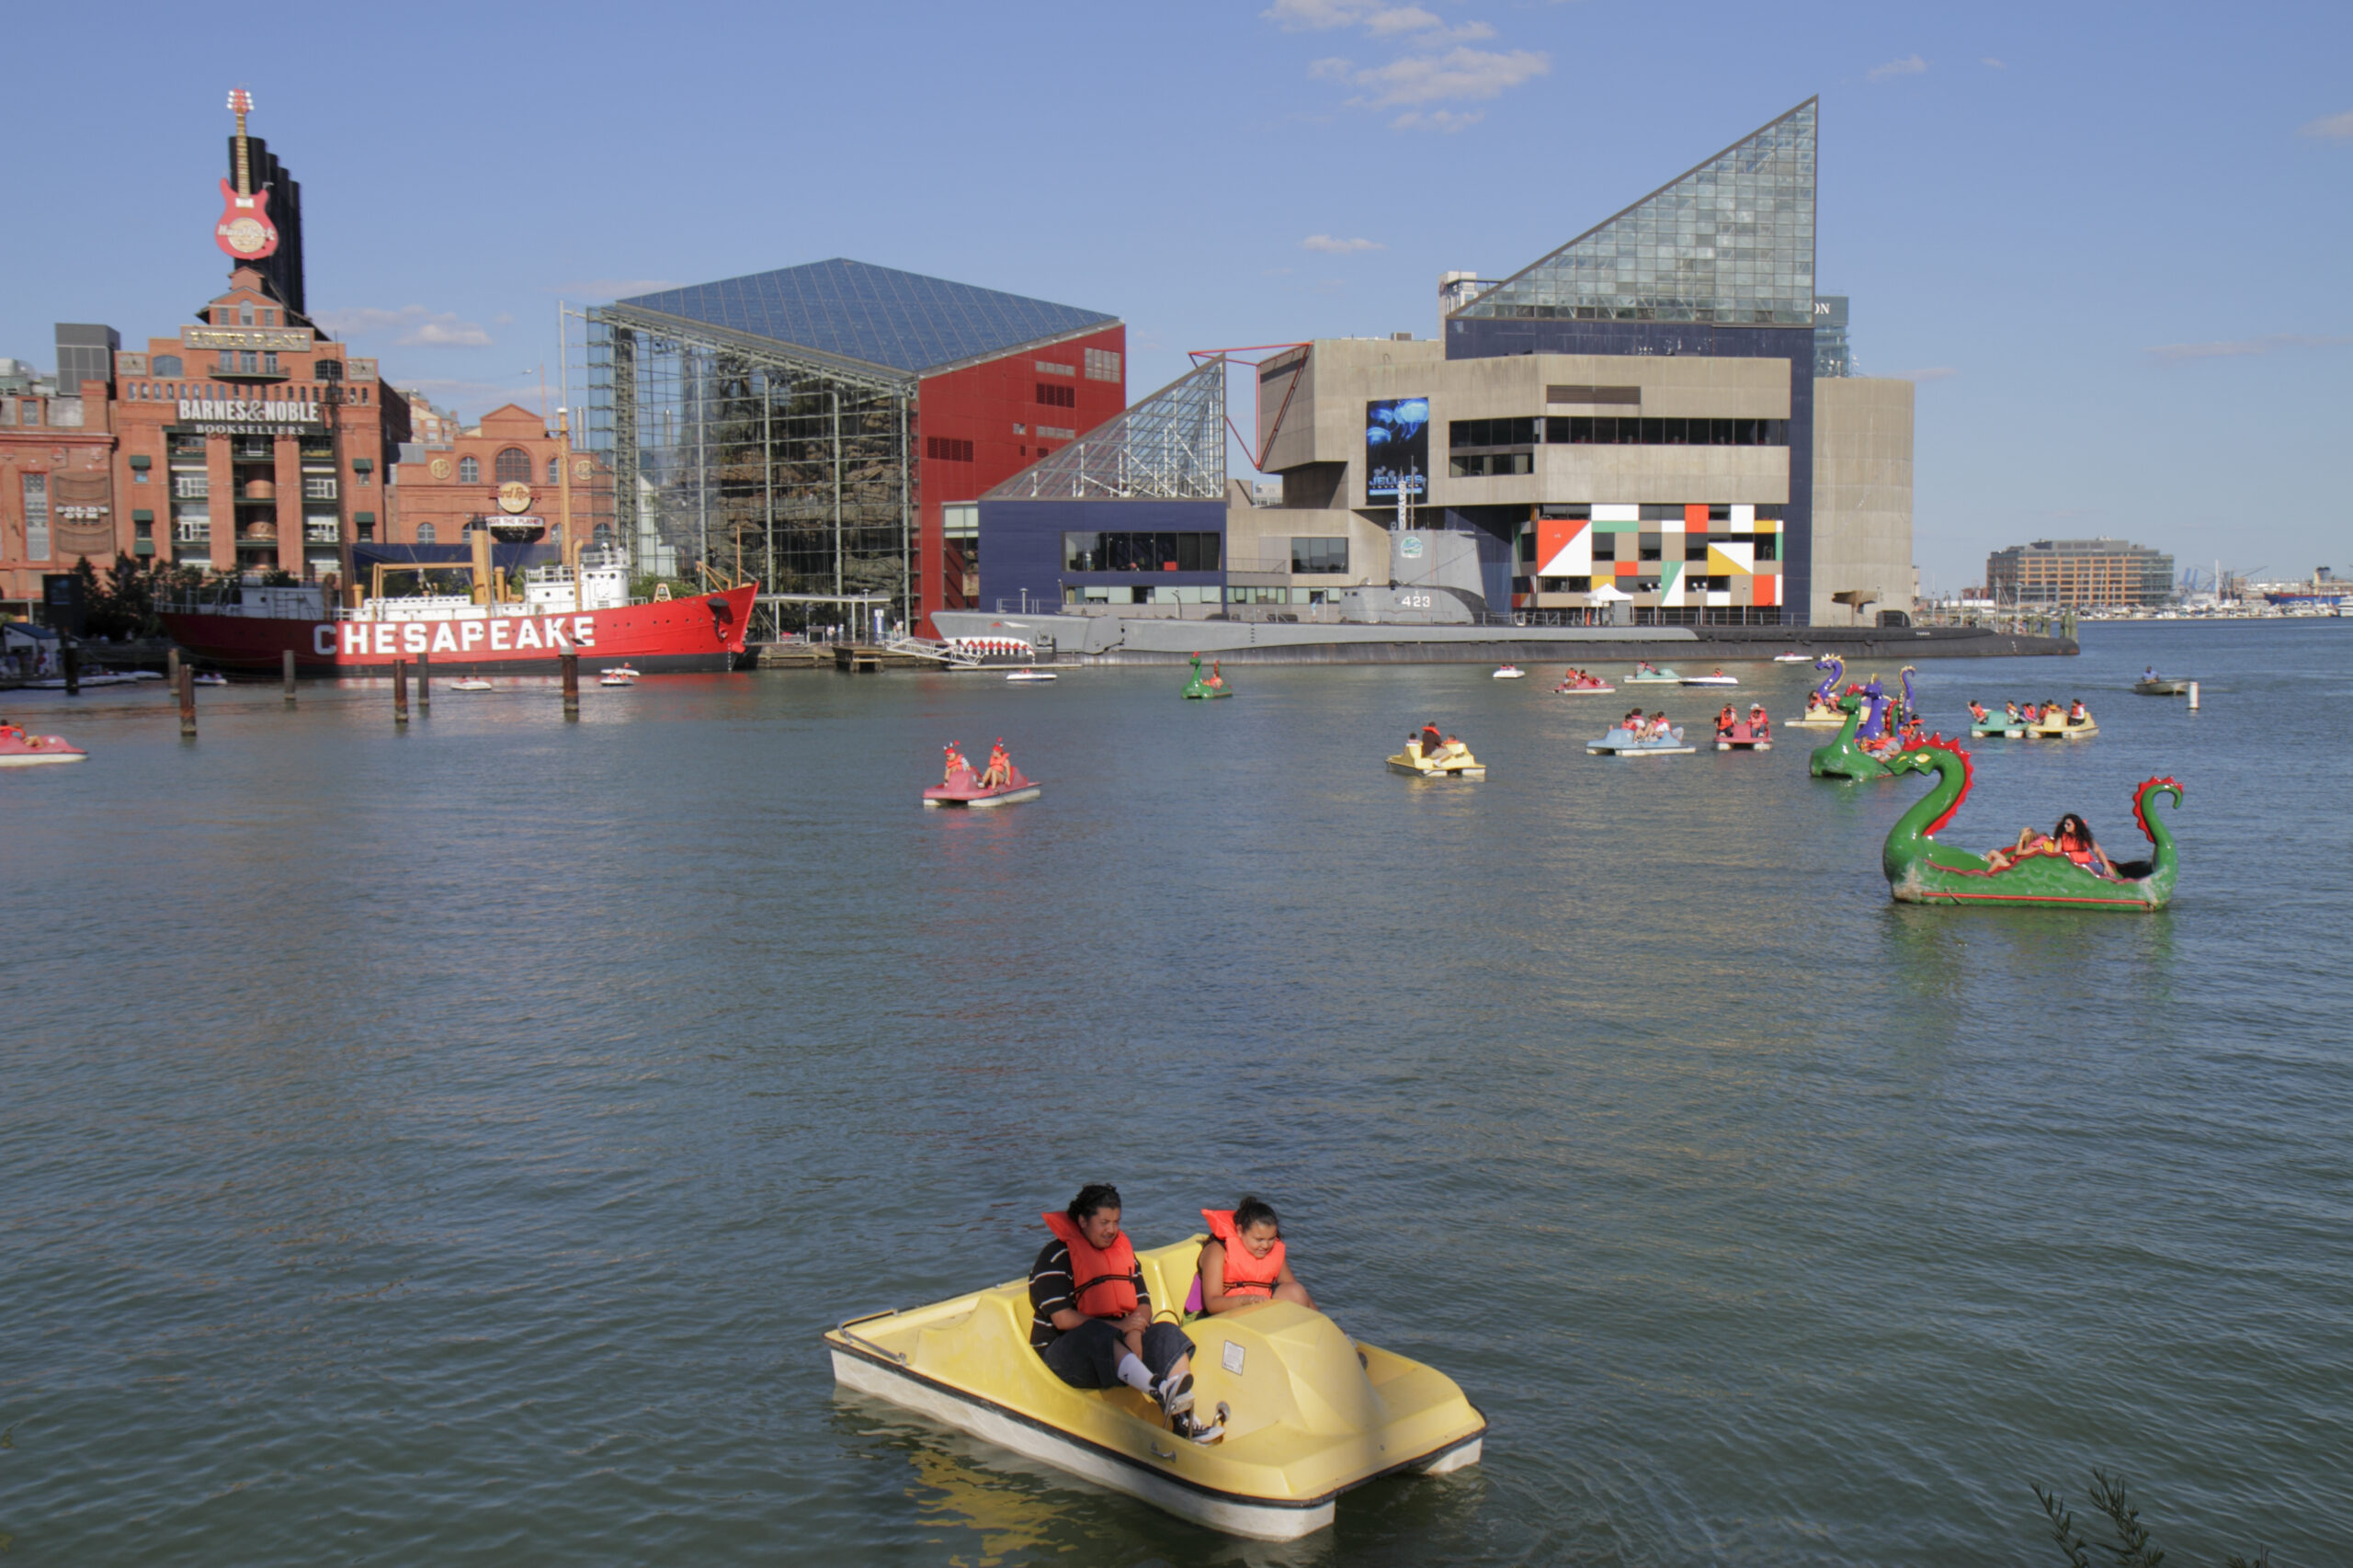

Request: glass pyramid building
left=1452, top=99, right=1816, bottom=327
left=984, top=358, right=1226, bottom=502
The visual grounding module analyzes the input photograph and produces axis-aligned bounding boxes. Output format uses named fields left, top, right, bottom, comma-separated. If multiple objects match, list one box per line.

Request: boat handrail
left=836, top=1308, right=907, bottom=1364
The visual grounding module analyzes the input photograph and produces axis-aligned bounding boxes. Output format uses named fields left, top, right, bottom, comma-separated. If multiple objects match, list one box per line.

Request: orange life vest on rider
left=1200, top=1209, right=1285, bottom=1299
left=1041, top=1210, right=1139, bottom=1318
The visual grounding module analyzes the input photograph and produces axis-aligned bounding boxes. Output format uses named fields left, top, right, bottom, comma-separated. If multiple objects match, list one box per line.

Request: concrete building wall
left=1809, top=376, right=1914, bottom=624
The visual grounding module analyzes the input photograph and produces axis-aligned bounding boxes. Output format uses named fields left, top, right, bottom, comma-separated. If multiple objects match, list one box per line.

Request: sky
left=5, top=0, right=2347, bottom=592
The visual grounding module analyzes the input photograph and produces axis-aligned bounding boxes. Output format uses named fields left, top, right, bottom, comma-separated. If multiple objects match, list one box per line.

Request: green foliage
left=2034, top=1471, right=2270, bottom=1568
left=630, top=574, right=696, bottom=602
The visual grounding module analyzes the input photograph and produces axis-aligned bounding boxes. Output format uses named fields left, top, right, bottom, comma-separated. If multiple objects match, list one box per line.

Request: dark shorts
left=1038, top=1318, right=1194, bottom=1390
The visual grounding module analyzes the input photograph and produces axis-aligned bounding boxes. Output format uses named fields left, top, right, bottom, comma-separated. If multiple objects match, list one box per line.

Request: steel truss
left=584, top=303, right=915, bottom=637
left=983, top=358, right=1226, bottom=502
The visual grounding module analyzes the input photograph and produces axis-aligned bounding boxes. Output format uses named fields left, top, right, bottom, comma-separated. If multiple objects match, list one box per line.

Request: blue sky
left=6, top=0, right=2347, bottom=589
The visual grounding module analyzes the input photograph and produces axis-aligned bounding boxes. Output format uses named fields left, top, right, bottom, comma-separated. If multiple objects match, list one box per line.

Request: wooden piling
left=166, top=647, right=182, bottom=688
left=417, top=652, right=431, bottom=711
left=177, top=665, right=197, bottom=738
left=282, top=648, right=298, bottom=701
left=561, top=652, right=580, bottom=721
left=63, top=642, right=80, bottom=696
left=393, top=658, right=410, bottom=725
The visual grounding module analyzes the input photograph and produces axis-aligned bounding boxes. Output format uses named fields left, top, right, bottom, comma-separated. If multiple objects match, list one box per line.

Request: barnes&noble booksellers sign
left=176, top=397, right=324, bottom=436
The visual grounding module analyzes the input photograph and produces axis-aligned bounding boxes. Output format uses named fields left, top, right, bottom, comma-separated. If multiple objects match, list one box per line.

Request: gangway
left=884, top=634, right=983, bottom=669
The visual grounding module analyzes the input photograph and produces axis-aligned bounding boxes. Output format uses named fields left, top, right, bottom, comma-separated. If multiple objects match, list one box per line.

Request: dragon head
left=2131, top=776, right=2185, bottom=843
left=1881, top=732, right=1975, bottom=835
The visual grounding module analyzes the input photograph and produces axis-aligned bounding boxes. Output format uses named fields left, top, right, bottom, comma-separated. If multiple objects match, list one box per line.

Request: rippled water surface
left=3, top=622, right=2348, bottom=1565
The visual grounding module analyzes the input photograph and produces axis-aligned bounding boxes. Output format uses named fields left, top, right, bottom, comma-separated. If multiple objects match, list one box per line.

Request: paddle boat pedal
left=0, top=722, right=87, bottom=767
left=1387, top=739, right=1484, bottom=778
left=1181, top=653, right=1233, bottom=699
left=826, top=1234, right=1485, bottom=1541
left=1589, top=724, right=1694, bottom=756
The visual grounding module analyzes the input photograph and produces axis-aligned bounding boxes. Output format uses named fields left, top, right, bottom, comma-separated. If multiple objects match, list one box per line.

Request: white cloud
left=1302, top=234, right=1385, bottom=253
left=2145, top=333, right=2352, bottom=364
left=1308, top=55, right=1355, bottom=79
left=1347, top=46, right=1549, bottom=107
left=1893, top=366, right=1957, bottom=381
left=2296, top=110, right=2353, bottom=141
left=1391, top=108, right=1484, bottom=132
left=1867, top=53, right=1928, bottom=82
left=1982, top=56, right=2007, bottom=69
left=313, top=304, right=494, bottom=347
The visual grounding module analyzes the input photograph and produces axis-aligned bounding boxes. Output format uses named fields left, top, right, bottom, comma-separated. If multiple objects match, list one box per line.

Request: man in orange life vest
left=1030, top=1184, right=1205, bottom=1434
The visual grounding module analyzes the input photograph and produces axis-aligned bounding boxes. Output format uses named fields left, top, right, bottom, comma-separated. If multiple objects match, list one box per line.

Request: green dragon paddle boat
left=1808, top=693, right=1899, bottom=781
left=1182, top=652, right=1233, bottom=699
left=1879, top=733, right=2183, bottom=910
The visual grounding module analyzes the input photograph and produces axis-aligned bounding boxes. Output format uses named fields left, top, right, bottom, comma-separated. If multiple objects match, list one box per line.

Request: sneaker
left=1154, top=1371, right=1195, bottom=1419
left=1171, top=1409, right=1223, bottom=1444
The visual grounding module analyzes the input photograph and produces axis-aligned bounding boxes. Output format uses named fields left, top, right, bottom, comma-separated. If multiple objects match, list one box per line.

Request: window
left=22, top=474, right=49, bottom=560
left=548, top=457, right=560, bottom=484
left=1754, top=534, right=1779, bottom=562
left=356, top=517, right=375, bottom=542
left=1448, top=417, right=1540, bottom=449
left=1035, top=360, right=1075, bottom=377
left=1591, top=534, right=1616, bottom=560
left=416, top=523, right=437, bottom=544
left=1519, top=531, right=1537, bottom=562
left=19, top=402, right=39, bottom=427
left=1290, top=537, right=1348, bottom=574
left=1063, top=530, right=1223, bottom=573
left=1546, top=416, right=1787, bottom=446
left=303, top=476, right=337, bottom=501
left=264, top=352, right=279, bottom=374
left=239, top=302, right=254, bottom=325
left=133, top=466, right=150, bottom=483
left=176, top=474, right=210, bottom=499
left=1450, top=451, right=1530, bottom=477
left=925, top=436, right=975, bottom=463
left=1085, top=347, right=1121, bottom=382
left=1038, top=426, right=1075, bottom=440
left=306, top=517, right=339, bottom=542
left=1686, top=542, right=1711, bottom=562
left=1036, top=382, right=1075, bottom=408
left=458, top=457, right=480, bottom=483
left=494, top=447, right=531, bottom=483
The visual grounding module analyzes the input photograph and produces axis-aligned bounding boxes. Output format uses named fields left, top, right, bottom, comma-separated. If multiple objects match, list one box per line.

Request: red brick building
left=386, top=403, right=607, bottom=548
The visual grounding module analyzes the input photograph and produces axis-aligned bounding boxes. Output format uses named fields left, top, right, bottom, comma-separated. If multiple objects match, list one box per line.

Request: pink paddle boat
left=0, top=721, right=88, bottom=767
left=923, top=740, right=1041, bottom=808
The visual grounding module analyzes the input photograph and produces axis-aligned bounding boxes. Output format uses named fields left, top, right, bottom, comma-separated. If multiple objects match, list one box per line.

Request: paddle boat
left=1680, top=669, right=1738, bottom=687
left=827, top=1231, right=1486, bottom=1540
left=1553, top=668, right=1615, bottom=694
left=1966, top=701, right=2028, bottom=739
left=1589, top=721, right=1694, bottom=756
left=2026, top=701, right=2097, bottom=740
left=1492, top=664, right=1525, bottom=679
left=1810, top=692, right=1900, bottom=781
left=1772, top=651, right=1814, bottom=663
left=0, top=722, right=87, bottom=767
left=597, top=664, right=640, bottom=687
left=1877, top=733, right=2182, bottom=910
left=1625, top=661, right=1680, bottom=684
left=190, top=671, right=228, bottom=687
left=1388, top=734, right=1485, bottom=778
left=925, top=741, right=1040, bottom=807
left=449, top=676, right=495, bottom=692
left=1714, top=707, right=1773, bottom=751
left=1790, top=654, right=1848, bottom=726
left=1180, top=653, right=1231, bottom=699
left=1006, top=667, right=1058, bottom=684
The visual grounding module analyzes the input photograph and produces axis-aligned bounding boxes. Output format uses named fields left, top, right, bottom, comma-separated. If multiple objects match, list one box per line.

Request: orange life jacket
left=1200, top=1209, right=1285, bottom=1299
left=1041, top=1211, right=1138, bottom=1317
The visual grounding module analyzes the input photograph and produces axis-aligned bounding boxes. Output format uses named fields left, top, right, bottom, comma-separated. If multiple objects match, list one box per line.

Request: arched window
left=494, top=447, right=531, bottom=483
left=547, top=457, right=560, bottom=484
left=590, top=523, right=613, bottom=547
left=458, top=456, right=480, bottom=483
left=152, top=355, right=182, bottom=377
left=416, top=523, right=437, bottom=544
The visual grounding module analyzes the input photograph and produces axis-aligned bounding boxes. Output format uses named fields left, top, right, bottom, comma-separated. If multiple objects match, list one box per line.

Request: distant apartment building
left=1985, top=538, right=2174, bottom=608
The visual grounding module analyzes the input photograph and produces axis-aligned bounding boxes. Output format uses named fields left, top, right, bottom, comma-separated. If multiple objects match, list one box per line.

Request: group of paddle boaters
left=1033, top=1185, right=1314, bottom=1445
left=1967, top=698, right=2095, bottom=736
left=1714, top=703, right=1772, bottom=744
left=1553, top=667, right=1613, bottom=693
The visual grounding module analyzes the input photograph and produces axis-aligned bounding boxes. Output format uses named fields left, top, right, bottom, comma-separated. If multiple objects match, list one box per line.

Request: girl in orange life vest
left=1196, top=1196, right=1315, bottom=1314
left=1029, top=1184, right=1209, bottom=1437
left=941, top=743, right=971, bottom=786
left=979, top=738, right=1012, bottom=790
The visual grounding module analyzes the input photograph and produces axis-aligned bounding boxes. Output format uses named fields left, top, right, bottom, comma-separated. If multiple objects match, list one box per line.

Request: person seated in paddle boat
left=2005, top=700, right=2025, bottom=724
left=1207, top=661, right=1227, bottom=692
left=941, top=742, right=972, bottom=786
left=1432, top=733, right=1473, bottom=766
left=1747, top=703, right=1772, bottom=741
left=1032, top=1184, right=1211, bottom=1439
left=2053, top=812, right=2120, bottom=878
left=1419, top=720, right=1443, bottom=755
left=1715, top=703, right=1738, bottom=739
left=2066, top=699, right=2091, bottom=727
left=1635, top=660, right=1658, bottom=676
left=1192, top=1197, right=1315, bottom=1317
left=979, top=738, right=1016, bottom=790
left=1983, top=825, right=2057, bottom=874
left=1968, top=699, right=1991, bottom=726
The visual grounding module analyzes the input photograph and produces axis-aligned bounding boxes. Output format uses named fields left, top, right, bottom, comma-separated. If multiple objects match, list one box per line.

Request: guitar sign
left=214, top=88, right=279, bottom=261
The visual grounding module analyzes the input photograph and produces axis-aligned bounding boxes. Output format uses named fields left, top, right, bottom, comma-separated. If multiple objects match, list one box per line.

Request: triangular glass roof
left=984, top=358, right=1226, bottom=501
left=1453, top=99, right=1816, bottom=327
left=617, top=259, right=1118, bottom=376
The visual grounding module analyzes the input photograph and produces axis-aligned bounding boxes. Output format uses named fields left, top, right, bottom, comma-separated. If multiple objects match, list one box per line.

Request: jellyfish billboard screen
left=1365, top=398, right=1428, bottom=501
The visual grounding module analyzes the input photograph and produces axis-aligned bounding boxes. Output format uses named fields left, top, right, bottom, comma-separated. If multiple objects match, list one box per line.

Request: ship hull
left=160, top=585, right=759, bottom=676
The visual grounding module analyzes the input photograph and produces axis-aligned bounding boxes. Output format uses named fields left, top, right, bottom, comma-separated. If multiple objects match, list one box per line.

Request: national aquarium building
left=952, top=97, right=1922, bottom=648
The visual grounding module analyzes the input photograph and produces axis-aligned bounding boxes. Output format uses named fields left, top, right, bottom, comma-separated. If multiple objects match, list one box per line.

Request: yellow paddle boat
left=827, top=1234, right=1485, bottom=1540
left=2027, top=704, right=2097, bottom=739
left=1386, top=737, right=1485, bottom=778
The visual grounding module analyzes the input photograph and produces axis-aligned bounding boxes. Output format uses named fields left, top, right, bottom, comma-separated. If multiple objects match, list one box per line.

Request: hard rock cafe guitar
left=214, top=87, right=279, bottom=262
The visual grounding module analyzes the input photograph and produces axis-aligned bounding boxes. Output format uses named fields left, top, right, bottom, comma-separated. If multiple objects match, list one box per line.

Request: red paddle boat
left=0, top=722, right=88, bottom=767
left=924, top=740, right=1041, bottom=808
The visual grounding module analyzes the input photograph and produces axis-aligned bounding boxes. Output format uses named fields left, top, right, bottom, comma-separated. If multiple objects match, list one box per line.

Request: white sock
left=1115, top=1353, right=1153, bottom=1393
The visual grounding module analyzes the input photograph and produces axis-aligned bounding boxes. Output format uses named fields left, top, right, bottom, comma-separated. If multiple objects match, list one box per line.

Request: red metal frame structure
left=1188, top=345, right=1312, bottom=474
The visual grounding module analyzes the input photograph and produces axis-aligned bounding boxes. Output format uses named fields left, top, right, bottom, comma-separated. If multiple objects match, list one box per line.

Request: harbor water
left=2, top=621, right=2347, bottom=1565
